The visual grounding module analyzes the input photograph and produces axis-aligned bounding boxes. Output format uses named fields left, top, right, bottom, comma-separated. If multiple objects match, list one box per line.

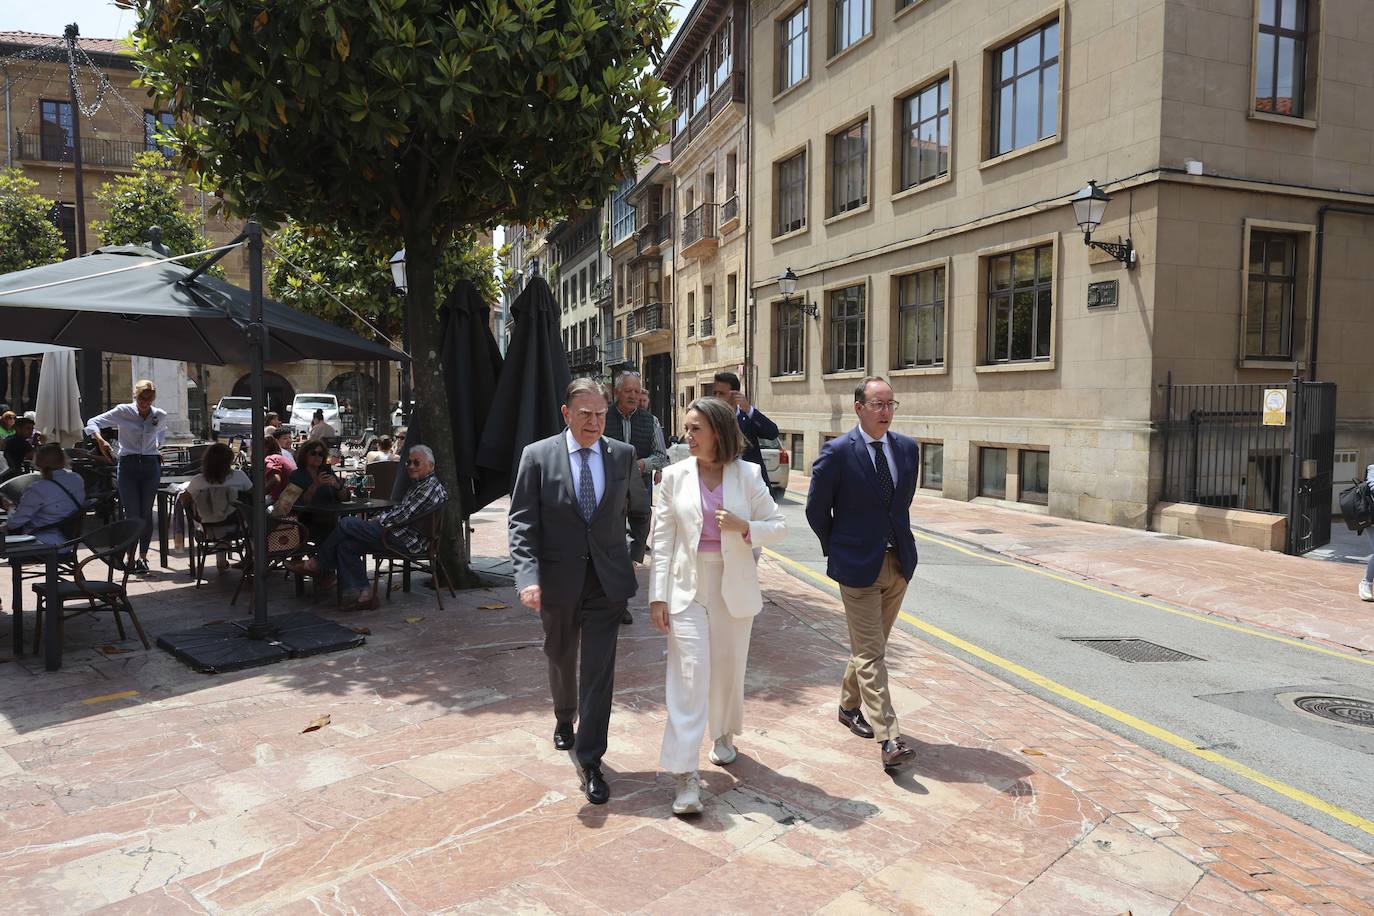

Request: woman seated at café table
left=3, top=443, right=86, bottom=547
left=364, top=436, right=396, bottom=466
left=285, top=438, right=342, bottom=541
left=181, top=442, right=252, bottom=572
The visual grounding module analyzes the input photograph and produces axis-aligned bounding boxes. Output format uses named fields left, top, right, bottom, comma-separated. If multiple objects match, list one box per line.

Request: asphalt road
left=769, top=492, right=1374, bottom=855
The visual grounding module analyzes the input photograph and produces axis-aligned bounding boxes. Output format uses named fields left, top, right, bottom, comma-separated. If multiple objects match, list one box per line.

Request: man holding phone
left=710, top=371, right=778, bottom=482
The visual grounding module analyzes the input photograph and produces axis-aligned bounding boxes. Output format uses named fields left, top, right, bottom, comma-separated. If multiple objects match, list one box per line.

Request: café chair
left=32, top=519, right=149, bottom=654
left=184, top=500, right=248, bottom=589
left=364, top=460, right=399, bottom=497
left=371, top=507, right=454, bottom=612
left=232, top=516, right=310, bottom=609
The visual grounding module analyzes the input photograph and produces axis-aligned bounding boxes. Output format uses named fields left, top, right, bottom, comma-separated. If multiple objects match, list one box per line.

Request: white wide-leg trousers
left=659, top=553, right=755, bottom=774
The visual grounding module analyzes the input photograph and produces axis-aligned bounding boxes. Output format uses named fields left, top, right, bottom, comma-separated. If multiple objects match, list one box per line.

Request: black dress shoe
left=580, top=765, right=610, bottom=805
left=621, top=608, right=633, bottom=625
left=131, top=558, right=150, bottom=575
left=881, top=737, right=917, bottom=768
left=838, top=706, right=875, bottom=739
left=553, top=723, right=575, bottom=751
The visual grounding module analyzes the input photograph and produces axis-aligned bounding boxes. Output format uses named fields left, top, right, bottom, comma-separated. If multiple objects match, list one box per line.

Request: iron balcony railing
left=682, top=203, right=718, bottom=249
left=720, top=195, right=739, bottom=224
left=699, top=315, right=714, bottom=338
left=568, top=345, right=600, bottom=371
left=15, top=131, right=153, bottom=169
left=604, top=337, right=625, bottom=365
left=592, top=276, right=613, bottom=304
left=629, top=302, right=666, bottom=336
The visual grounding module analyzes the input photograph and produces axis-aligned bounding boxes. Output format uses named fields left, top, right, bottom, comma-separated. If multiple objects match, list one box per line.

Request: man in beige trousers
left=804, top=377, right=921, bottom=768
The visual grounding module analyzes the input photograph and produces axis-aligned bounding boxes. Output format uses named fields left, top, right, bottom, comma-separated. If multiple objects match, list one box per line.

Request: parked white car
left=667, top=435, right=790, bottom=497
left=288, top=393, right=341, bottom=436
left=211, top=396, right=258, bottom=440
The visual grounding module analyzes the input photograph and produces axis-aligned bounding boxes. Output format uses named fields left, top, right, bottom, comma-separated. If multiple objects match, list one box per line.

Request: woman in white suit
left=650, top=396, right=786, bottom=815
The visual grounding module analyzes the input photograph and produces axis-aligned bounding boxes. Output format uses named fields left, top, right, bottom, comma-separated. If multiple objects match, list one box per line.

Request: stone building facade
left=742, top=0, right=1374, bottom=531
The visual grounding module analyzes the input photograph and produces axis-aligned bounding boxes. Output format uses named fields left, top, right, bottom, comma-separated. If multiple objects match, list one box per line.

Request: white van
left=288, top=393, right=341, bottom=436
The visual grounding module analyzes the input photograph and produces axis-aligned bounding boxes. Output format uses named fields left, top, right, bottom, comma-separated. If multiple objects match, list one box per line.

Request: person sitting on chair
left=3, top=443, right=86, bottom=546
left=285, top=439, right=342, bottom=541
left=1, top=417, right=42, bottom=484
left=365, top=436, right=396, bottom=465
left=292, top=445, right=447, bottom=611
left=182, top=442, right=252, bottom=572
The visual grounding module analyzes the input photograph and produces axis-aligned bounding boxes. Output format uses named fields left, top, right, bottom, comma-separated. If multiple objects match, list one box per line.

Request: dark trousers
left=117, top=455, right=161, bottom=556
left=315, top=516, right=386, bottom=592
left=539, top=561, right=625, bottom=770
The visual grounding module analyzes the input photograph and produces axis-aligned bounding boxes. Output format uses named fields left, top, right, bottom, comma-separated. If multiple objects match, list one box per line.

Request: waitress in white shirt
left=85, top=379, right=167, bottom=574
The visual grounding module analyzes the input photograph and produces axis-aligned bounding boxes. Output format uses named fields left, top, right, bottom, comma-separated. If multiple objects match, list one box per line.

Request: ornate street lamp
left=1071, top=181, right=1136, bottom=268
left=778, top=267, right=817, bottom=317
left=388, top=248, right=407, bottom=294
left=388, top=249, right=410, bottom=428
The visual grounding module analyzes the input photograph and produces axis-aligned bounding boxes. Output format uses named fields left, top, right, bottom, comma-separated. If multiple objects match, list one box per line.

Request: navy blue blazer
left=738, top=407, right=780, bottom=472
left=805, top=426, right=919, bottom=588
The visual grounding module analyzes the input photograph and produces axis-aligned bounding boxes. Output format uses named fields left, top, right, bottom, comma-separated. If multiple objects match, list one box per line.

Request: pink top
left=698, top=476, right=723, bottom=553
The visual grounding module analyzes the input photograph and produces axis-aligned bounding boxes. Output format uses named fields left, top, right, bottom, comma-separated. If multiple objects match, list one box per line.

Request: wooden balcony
left=627, top=302, right=670, bottom=343
left=636, top=211, right=673, bottom=257
left=669, top=71, right=745, bottom=160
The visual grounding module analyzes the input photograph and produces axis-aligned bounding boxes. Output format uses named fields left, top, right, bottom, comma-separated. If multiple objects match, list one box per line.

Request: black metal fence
left=1159, top=374, right=1336, bottom=554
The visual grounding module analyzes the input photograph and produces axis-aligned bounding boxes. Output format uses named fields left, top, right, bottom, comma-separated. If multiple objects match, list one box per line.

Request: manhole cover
left=1067, top=638, right=1202, bottom=663
left=1292, top=696, right=1374, bottom=729
left=968, top=528, right=1001, bottom=535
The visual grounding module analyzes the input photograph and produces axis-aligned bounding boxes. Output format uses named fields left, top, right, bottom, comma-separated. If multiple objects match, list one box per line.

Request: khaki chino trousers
left=838, top=550, right=908, bottom=743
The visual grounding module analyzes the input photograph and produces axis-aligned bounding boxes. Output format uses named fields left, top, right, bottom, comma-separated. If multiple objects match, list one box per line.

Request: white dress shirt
left=564, top=428, right=605, bottom=506
left=858, top=426, right=898, bottom=487
left=85, top=402, right=168, bottom=457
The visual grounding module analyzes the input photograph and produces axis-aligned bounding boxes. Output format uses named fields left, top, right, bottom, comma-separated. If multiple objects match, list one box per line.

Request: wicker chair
left=371, top=508, right=455, bottom=611
left=32, top=519, right=148, bottom=654
left=232, top=516, right=310, bottom=609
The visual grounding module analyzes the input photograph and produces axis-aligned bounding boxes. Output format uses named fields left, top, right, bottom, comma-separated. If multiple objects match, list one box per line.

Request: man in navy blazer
left=711, top=371, right=778, bottom=481
left=805, top=376, right=920, bottom=769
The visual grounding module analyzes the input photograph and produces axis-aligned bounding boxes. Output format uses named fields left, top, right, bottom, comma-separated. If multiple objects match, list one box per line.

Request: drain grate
left=1067, top=638, right=1202, bottom=663
left=1293, top=696, right=1374, bottom=729
left=968, top=528, right=1001, bottom=535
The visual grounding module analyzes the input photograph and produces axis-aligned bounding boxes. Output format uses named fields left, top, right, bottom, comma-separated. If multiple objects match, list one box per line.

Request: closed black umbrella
left=475, top=275, right=571, bottom=486
left=441, top=279, right=505, bottom=514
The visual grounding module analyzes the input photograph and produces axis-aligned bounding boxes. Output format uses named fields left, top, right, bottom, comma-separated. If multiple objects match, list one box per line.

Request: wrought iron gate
left=1159, top=374, right=1337, bottom=555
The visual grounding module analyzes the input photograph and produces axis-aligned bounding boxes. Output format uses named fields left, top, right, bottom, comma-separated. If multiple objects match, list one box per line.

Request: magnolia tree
left=132, top=0, right=672, bottom=578
left=0, top=169, right=66, bottom=274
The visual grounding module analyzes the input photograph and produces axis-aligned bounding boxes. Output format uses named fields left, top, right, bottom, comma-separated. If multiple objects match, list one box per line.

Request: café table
left=292, top=497, right=402, bottom=595
left=156, top=475, right=196, bottom=568
left=5, top=536, right=62, bottom=670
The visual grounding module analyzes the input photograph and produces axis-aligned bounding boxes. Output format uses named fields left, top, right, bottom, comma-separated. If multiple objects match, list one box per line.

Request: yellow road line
left=763, top=547, right=1374, bottom=838
left=908, top=528, right=1374, bottom=668
left=81, top=690, right=139, bottom=706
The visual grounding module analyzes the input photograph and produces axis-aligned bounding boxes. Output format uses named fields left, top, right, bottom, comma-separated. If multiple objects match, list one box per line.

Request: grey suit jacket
left=508, top=432, right=650, bottom=605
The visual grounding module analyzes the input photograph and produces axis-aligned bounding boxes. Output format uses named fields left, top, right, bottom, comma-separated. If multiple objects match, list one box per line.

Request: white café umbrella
left=34, top=348, right=84, bottom=444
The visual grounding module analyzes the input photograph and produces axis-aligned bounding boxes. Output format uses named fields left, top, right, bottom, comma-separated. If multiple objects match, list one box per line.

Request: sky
left=4, top=0, right=132, bottom=40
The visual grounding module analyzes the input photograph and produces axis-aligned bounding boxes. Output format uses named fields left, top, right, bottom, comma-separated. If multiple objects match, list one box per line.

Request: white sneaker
left=708, top=737, right=737, bottom=766
left=672, top=772, right=702, bottom=815
left=1360, top=580, right=1373, bottom=602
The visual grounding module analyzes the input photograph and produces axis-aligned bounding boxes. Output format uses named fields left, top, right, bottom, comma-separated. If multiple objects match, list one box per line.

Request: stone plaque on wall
left=1086, top=279, right=1118, bottom=310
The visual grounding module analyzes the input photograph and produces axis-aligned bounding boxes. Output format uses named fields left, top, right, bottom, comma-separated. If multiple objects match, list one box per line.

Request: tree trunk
left=403, top=229, right=481, bottom=589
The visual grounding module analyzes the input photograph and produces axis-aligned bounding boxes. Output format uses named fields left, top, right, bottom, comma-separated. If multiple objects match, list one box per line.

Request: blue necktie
left=578, top=447, right=596, bottom=522
left=872, top=441, right=898, bottom=548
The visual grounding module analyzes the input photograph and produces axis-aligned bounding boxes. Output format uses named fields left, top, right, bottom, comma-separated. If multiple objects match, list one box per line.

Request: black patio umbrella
left=0, top=232, right=404, bottom=673
left=441, top=279, right=506, bottom=515
left=475, top=274, right=570, bottom=487
left=0, top=245, right=402, bottom=364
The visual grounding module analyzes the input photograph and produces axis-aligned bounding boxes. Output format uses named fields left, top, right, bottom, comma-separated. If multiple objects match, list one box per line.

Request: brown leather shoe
left=838, top=706, right=875, bottom=739
left=881, top=737, right=917, bottom=768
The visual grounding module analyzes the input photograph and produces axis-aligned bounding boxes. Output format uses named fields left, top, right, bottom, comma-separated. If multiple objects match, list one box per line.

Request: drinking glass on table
left=361, top=474, right=375, bottom=500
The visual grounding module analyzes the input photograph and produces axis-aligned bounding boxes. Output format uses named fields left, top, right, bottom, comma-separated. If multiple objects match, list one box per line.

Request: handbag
left=1338, top=478, right=1374, bottom=534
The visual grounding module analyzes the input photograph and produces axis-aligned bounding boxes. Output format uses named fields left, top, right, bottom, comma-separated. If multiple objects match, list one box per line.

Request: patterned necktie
left=872, top=440, right=897, bottom=547
left=577, top=447, right=596, bottom=522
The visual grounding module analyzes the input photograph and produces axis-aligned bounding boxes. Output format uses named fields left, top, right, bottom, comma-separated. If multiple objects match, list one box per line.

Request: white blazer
left=649, top=458, right=787, bottom=618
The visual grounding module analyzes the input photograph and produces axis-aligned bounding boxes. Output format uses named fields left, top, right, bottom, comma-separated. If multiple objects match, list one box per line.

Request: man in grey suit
left=509, top=377, right=651, bottom=804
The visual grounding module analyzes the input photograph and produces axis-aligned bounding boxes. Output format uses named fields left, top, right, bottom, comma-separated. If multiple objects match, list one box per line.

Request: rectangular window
left=791, top=433, right=805, bottom=470
left=896, top=265, right=945, bottom=368
left=774, top=302, right=805, bottom=376
left=920, top=441, right=944, bottom=490
left=39, top=99, right=74, bottom=162
left=985, top=244, right=1053, bottom=363
left=832, top=0, right=871, bottom=56
left=900, top=77, right=951, bottom=190
left=47, top=201, right=76, bottom=258
left=1019, top=450, right=1049, bottom=505
left=1255, top=0, right=1309, bottom=117
left=828, top=284, right=866, bottom=372
left=674, top=85, right=689, bottom=135
left=687, top=291, right=696, bottom=337
left=726, top=152, right=738, bottom=199
left=778, top=4, right=810, bottom=92
left=611, top=178, right=636, bottom=245
left=143, top=110, right=176, bottom=156
left=776, top=151, right=807, bottom=235
left=1246, top=230, right=1297, bottom=359
left=703, top=285, right=714, bottom=335
left=715, top=17, right=733, bottom=89
left=979, top=447, right=1007, bottom=499
left=693, top=54, right=709, bottom=115
left=727, top=273, right=738, bottom=325
left=991, top=20, right=1059, bottom=157
left=830, top=119, right=868, bottom=216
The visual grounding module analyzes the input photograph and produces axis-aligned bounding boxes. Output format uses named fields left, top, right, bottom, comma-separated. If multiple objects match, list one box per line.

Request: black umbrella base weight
left=157, top=612, right=365, bottom=674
